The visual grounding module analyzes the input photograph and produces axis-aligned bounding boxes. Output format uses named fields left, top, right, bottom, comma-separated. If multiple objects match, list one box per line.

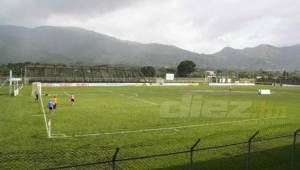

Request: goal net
left=11, top=78, right=23, bottom=96
left=32, top=82, right=42, bottom=97
left=9, top=70, right=23, bottom=96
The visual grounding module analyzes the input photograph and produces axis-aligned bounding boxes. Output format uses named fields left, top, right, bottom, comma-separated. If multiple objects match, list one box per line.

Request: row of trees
left=141, top=60, right=196, bottom=77
left=0, top=61, right=196, bottom=78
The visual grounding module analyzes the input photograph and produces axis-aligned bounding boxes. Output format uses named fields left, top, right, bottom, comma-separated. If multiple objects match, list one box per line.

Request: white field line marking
left=47, top=93, right=98, bottom=96
left=32, top=114, right=43, bottom=116
left=119, top=93, right=158, bottom=106
left=51, top=133, right=71, bottom=138
left=100, top=89, right=158, bottom=106
left=190, top=90, right=257, bottom=94
left=52, top=90, right=157, bottom=106
left=64, top=91, right=70, bottom=96
left=40, top=95, right=51, bottom=138
left=70, top=117, right=286, bottom=138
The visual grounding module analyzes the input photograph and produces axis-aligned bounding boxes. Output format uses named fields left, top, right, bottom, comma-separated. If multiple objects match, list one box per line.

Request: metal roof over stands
left=23, top=64, right=146, bottom=84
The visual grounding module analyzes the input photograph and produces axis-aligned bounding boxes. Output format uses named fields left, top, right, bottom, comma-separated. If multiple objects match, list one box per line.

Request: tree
left=238, top=71, right=251, bottom=78
left=165, top=68, right=176, bottom=74
left=141, top=66, right=156, bottom=77
left=177, top=60, right=196, bottom=77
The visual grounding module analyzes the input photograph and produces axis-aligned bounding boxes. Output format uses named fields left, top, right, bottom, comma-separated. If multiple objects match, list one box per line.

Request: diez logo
left=160, top=93, right=286, bottom=118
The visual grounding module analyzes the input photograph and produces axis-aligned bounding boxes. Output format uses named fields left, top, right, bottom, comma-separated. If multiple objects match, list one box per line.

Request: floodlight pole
left=190, top=138, right=201, bottom=170
left=112, top=147, right=120, bottom=170
left=291, top=129, right=300, bottom=170
left=247, top=131, right=259, bottom=170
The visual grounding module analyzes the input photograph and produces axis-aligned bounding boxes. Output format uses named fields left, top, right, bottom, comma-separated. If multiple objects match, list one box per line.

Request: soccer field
left=1, top=85, right=300, bottom=169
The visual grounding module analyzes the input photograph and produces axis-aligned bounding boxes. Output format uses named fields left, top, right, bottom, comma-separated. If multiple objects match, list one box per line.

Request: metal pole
left=247, top=131, right=259, bottom=170
left=24, top=66, right=27, bottom=85
left=112, top=147, right=120, bottom=170
left=291, top=129, right=300, bottom=170
left=9, top=70, right=12, bottom=95
left=190, top=139, right=201, bottom=170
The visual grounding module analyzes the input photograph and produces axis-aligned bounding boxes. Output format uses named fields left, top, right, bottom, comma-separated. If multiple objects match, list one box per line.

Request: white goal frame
left=32, top=82, right=42, bottom=97
left=9, top=70, right=23, bottom=96
left=32, top=82, right=52, bottom=138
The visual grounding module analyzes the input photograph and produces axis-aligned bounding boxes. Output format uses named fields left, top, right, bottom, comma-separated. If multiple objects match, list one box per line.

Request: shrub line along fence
left=42, top=129, right=300, bottom=170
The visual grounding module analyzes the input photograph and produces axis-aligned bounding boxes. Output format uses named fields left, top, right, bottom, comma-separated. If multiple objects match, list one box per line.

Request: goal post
left=9, top=70, right=12, bottom=95
left=12, top=79, right=23, bottom=96
left=32, top=82, right=52, bottom=138
left=32, top=82, right=42, bottom=97
left=9, top=70, right=24, bottom=96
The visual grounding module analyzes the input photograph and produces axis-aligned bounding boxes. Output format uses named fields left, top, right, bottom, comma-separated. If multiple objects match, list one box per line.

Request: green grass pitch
left=0, top=85, right=300, bottom=169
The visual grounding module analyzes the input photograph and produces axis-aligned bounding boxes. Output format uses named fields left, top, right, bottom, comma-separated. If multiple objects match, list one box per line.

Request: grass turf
left=0, top=85, right=299, bottom=169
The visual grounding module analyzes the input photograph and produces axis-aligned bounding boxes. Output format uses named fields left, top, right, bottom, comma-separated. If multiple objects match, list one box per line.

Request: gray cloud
left=0, top=0, right=142, bottom=25
left=0, top=0, right=299, bottom=53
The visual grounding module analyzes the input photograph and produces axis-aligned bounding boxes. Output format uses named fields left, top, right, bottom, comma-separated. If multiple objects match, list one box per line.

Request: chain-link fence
left=1, top=129, right=299, bottom=170
left=0, top=77, right=9, bottom=87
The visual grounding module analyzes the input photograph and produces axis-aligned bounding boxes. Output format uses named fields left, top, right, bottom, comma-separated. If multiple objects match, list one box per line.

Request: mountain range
left=0, top=25, right=299, bottom=71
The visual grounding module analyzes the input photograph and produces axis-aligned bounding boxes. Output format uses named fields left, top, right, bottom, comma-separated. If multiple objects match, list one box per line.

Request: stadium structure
left=23, top=64, right=147, bottom=84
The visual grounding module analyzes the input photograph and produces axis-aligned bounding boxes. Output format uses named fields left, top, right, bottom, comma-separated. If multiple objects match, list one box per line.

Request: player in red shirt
left=70, top=94, right=75, bottom=105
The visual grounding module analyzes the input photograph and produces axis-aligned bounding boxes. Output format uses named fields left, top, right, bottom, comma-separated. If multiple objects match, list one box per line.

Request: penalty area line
left=103, top=89, right=158, bottom=106
left=119, top=93, right=159, bottom=106
left=39, top=95, right=51, bottom=138
left=54, top=117, right=286, bottom=138
left=54, top=90, right=158, bottom=106
left=63, top=91, right=70, bottom=96
left=50, top=133, right=71, bottom=138
left=32, top=114, right=43, bottom=117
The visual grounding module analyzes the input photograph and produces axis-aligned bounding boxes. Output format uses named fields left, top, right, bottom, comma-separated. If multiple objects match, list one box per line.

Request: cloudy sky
left=0, top=0, right=299, bottom=53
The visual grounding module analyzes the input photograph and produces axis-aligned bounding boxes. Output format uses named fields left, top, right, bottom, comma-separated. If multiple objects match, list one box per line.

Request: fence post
left=246, top=131, right=259, bottom=170
left=112, top=147, right=120, bottom=170
left=291, top=129, right=300, bottom=170
left=190, top=139, right=201, bottom=170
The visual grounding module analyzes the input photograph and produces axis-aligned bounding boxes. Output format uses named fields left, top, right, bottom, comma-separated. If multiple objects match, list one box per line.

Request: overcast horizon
left=1, top=0, right=300, bottom=54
